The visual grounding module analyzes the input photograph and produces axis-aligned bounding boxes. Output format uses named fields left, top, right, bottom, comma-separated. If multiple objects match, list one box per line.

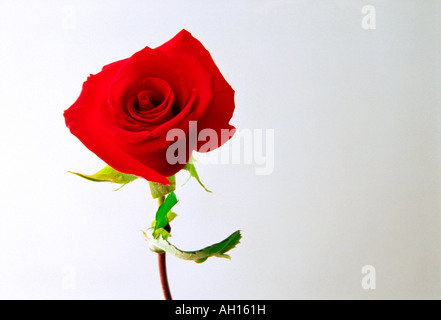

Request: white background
left=0, top=0, right=440, bottom=299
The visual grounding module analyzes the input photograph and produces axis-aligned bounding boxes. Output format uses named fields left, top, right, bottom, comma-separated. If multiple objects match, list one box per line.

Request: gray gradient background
left=0, top=0, right=440, bottom=299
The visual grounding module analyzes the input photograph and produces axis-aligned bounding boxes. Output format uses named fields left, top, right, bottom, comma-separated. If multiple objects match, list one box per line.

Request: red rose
left=64, top=30, right=235, bottom=185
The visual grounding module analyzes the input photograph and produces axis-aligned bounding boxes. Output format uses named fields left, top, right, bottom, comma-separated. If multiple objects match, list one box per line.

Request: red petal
left=64, top=60, right=170, bottom=185
left=157, top=30, right=236, bottom=150
left=157, top=30, right=233, bottom=93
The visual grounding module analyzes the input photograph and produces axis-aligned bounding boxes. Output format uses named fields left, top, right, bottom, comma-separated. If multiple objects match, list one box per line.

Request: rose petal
left=112, top=46, right=189, bottom=108
left=157, top=29, right=233, bottom=93
left=168, top=52, right=214, bottom=120
left=157, top=30, right=236, bottom=150
left=196, top=90, right=236, bottom=151
left=64, top=60, right=170, bottom=185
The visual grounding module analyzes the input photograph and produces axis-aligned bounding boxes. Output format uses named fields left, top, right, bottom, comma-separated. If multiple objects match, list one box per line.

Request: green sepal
left=153, top=192, right=178, bottom=239
left=69, top=165, right=138, bottom=190
left=149, top=176, right=176, bottom=199
left=183, top=156, right=211, bottom=193
left=144, top=228, right=242, bottom=263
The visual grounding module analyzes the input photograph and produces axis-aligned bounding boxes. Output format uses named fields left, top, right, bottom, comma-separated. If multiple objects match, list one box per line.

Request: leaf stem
left=157, top=195, right=172, bottom=300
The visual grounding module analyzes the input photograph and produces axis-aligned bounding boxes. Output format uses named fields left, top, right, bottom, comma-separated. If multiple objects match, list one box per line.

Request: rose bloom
left=64, top=30, right=235, bottom=185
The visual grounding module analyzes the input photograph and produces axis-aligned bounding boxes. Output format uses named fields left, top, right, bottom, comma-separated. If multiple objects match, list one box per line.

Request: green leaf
left=166, top=211, right=178, bottom=223
left=183, top=156, right=211, bottom=193
left=144, top=228, right=242, bottom=263
left=154, top=228, right=171, bottom=241
left=69, top=165, right=138, bottom=190
left=151, top=212, right=177, bottom=240
left=151, top=211, right=178, bottom=228
left=149, top=176, right=176, bottom=199
left=151, top=209, right=178, bottom=240
left=153, top=192, right=178, bottom=239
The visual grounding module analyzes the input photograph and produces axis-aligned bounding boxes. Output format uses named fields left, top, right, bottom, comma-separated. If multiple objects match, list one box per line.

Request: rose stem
left=157, top=196, right=172, bottom=300
left=158, top=252, right=172, bottom=300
